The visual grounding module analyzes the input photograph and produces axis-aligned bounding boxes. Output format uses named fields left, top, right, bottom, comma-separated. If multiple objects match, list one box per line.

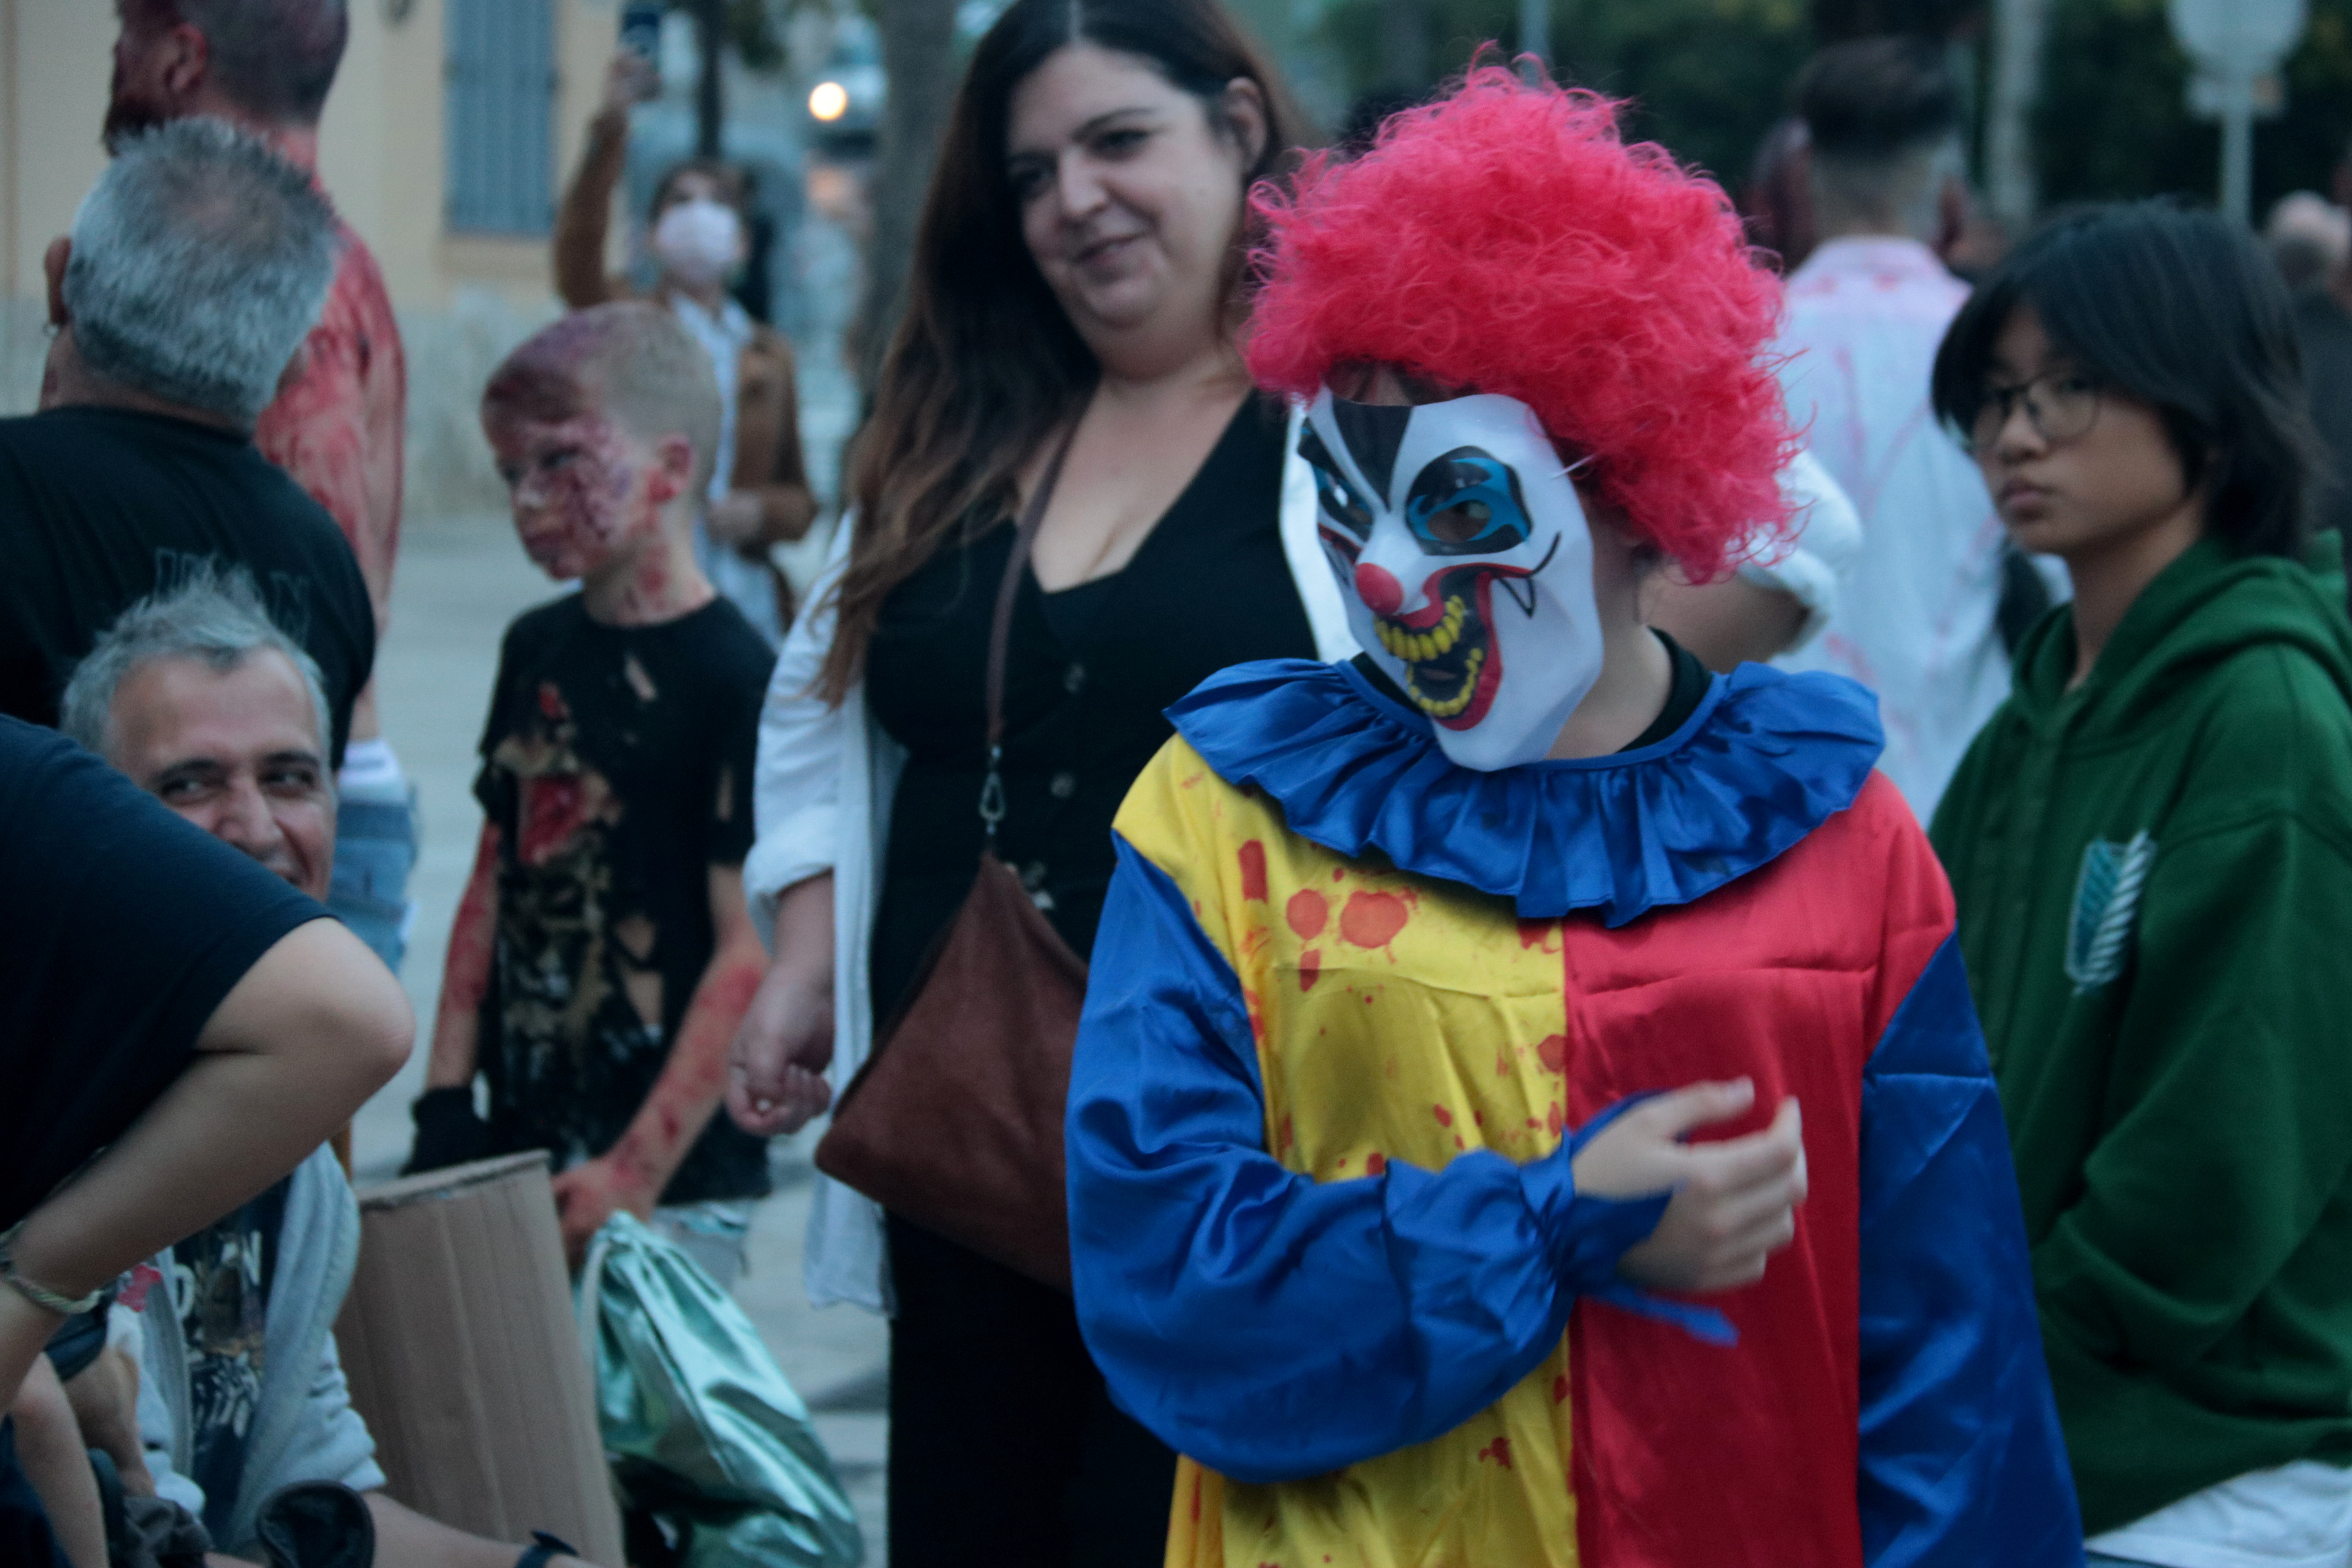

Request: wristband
left=516, top=1529, right=577, bottom=1568
left=0, top=1219, right=106, bottom=1317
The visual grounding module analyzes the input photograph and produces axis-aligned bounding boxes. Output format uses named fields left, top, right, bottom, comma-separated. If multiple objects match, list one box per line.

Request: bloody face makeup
left=1305, top=385, right=1604, bottom=771
left=483, top=402, right=661, bottom=584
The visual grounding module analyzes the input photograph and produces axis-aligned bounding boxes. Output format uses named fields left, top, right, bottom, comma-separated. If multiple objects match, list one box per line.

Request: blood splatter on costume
left=1063, top=70, right=2083, bottom=1568
left=253, top=225, right=405, bottom=608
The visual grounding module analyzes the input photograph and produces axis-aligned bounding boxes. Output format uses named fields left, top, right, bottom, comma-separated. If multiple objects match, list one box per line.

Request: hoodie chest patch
left=2067, top=831, right=2157, bottom=993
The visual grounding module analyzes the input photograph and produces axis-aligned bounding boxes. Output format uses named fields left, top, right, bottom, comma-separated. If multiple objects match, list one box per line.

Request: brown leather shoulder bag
left=813, top=431, right=1085, bottom=1292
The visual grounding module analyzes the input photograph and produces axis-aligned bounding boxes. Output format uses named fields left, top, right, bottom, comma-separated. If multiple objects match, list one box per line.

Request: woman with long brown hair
left=726, top=0, right=1353, bottom=1559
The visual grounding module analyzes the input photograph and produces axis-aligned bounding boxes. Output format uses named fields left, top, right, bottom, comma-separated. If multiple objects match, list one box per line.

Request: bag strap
left=978, top=422, right=1080, bottom=842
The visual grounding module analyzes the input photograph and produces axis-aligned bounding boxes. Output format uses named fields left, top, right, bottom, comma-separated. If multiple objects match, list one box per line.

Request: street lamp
left=2166, top=0, right=2306, bottom=226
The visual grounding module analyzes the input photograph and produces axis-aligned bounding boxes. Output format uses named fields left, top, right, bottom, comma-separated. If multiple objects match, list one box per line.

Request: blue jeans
left=329, top=791, right=418, bottom=972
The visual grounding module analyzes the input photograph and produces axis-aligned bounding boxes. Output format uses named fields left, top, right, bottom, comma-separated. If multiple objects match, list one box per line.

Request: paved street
left=346, top=511, right=891, bottom=1561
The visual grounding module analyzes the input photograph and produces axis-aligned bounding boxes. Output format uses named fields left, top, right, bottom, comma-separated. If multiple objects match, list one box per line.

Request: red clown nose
left=1354, top=562, right=1404, bottom=616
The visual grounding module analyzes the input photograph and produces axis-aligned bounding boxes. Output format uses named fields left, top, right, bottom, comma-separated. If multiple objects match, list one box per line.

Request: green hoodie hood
left=2005, top=532, right=2352, bottom=744
left=1932, top=531, right=2352, bottom=1534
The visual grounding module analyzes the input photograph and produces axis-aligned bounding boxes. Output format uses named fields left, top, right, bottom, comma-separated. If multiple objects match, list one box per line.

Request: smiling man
left=57, top=570, right=598, bottom=1568
left=70, top=569, right=339, bottom=902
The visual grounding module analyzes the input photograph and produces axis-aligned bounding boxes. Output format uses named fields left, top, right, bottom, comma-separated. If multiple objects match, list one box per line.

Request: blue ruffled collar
left=1166, top=658, right=1883, bottom=927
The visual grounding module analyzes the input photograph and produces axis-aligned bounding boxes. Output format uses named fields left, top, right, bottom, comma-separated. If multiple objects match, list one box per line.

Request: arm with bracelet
left=0, top=720, right=410, bottom=1412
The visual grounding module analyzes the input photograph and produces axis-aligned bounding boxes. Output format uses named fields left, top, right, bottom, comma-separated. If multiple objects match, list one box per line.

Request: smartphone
left=620, top=1, right=665, bottom=62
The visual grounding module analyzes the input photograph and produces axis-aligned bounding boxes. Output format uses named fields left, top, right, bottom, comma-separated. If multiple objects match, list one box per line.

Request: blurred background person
left=2263, top=189, right=2348, bottom=294
left=53, top=570, right=602, bottom=1568
left=1743, top=113, right=1816, bottom=271
left=1765, top=36, right=2011, bottom=821
left=727, top=0, right=1357, bottom=1559
left=1929, top=201, right=2352, bottom=1568
left=0, top=119, right=373, bottom=766
left=2277, top=173, right=2352, bottom=548
left=556, top=50, right=820, bottom=650
left=106, top=0, right=418, bottom=972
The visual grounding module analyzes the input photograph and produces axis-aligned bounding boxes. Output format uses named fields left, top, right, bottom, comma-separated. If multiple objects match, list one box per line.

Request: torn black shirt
left=472, top=594, right=775, bottom=1205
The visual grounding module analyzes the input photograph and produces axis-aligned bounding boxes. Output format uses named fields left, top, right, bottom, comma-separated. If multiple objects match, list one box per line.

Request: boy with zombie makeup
left=1065, top=72, right=2083, bottom=1568
left=406, top=303, right=776, bottom=1285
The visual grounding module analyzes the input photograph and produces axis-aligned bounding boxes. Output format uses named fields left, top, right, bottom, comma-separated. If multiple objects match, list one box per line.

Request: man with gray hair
left=0, top=116, right=373, bottom=767
left=62, top=567, right=339, bottom=901
left=56, top=570, right=602, bottom=1568
left=107, top=0, right=421, bottom=974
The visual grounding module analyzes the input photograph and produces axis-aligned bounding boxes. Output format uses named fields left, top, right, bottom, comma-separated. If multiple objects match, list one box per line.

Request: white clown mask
left=1304, top=385, right=1603, bottom=771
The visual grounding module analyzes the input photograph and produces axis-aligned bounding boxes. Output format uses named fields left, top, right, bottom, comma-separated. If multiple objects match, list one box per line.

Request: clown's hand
left=1570, top=1080, right=1805, bottom=1294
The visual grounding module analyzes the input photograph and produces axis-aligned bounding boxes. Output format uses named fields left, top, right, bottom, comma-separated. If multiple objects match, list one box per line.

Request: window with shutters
left=445, top=0, right=557, bottom=235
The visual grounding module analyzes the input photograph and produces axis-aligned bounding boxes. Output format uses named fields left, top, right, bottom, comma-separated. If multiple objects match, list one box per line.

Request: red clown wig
left=1246, top=68, right=1792, bottom=578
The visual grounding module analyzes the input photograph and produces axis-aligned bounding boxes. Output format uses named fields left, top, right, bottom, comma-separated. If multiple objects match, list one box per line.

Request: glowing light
left=808, top=81, right=849, bottom=122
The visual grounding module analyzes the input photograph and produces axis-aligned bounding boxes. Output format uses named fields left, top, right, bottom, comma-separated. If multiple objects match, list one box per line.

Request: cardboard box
left=333, top=1153, right=624, bottom=1565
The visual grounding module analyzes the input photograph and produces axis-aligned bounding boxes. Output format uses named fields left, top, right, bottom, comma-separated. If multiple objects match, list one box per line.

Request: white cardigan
left=746, top=408, right=1357, bottom=1313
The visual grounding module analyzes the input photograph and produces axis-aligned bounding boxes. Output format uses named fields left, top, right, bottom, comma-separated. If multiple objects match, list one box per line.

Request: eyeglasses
left=1970, top=372, right=2103, bottom=452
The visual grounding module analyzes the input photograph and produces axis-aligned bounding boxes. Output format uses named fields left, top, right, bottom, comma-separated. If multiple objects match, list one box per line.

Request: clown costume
left=1064, top=71, right=2084, bottom=1568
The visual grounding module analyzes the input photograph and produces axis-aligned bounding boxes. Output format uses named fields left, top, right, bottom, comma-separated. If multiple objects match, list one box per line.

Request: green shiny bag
left=576, top=1215, right=864, bottom=1567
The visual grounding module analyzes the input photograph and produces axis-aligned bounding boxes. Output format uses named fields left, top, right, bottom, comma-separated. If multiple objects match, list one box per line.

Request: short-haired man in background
left=1770, top=37, right=2015, bottom=820
left=0, top=118, right=373, bottom=764
left=107, top=0, right=418, bottom=969
left=58, top=571, right=597, bottom=1568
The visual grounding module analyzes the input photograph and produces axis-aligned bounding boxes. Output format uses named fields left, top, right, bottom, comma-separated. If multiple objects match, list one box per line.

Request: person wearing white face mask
left=1060, top=68, right=2082, bottom=1568
left=556, top=52, right=818, bottom=646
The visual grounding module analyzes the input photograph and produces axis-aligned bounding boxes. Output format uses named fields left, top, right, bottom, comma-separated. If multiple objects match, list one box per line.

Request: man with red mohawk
left=1065, top=68, right=2082, bottom=1568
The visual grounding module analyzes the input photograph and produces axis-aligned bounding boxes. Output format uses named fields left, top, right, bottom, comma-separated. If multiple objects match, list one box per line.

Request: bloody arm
left=425, top=823, right=501, bottom=1091
left=552, top=863, right=768, bottom=1253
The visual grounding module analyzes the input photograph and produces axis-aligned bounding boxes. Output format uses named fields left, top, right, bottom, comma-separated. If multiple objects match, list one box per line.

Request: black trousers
left=885, top=1213, right=1177, bottom=1567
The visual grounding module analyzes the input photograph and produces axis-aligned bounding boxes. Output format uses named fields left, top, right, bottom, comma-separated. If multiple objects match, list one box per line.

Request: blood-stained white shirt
left=1773, top=235, right=2011, bottom=821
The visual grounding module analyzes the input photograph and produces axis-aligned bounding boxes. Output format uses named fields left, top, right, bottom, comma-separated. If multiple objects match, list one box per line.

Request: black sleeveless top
left=864, top=395, right=1317, bottom=1021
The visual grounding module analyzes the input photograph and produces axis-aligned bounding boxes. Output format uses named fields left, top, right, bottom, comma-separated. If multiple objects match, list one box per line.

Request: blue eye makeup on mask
left=1404, top=449, right=1531, bottom=556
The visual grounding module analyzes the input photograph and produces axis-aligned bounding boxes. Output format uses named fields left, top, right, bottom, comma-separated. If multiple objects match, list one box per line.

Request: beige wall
left=0, top=0, right=627, bottom=511
left=1, top=0, right=615, bottom=310
left=2, top=0, right=113, bottom=302
left=312, top=0, right=620, bottom=312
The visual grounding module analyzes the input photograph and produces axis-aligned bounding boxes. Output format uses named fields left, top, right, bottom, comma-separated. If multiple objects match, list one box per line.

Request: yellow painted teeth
left=1406, top=646, right=1485, bottom=717
left=1374, top=596, right=1468, bottom=663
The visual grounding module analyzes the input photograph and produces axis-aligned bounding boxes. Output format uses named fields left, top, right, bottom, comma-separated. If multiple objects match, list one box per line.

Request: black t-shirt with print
left=170, top=1178, right=291, bottom=1542
left=472, top=594, right=776, bottom=1205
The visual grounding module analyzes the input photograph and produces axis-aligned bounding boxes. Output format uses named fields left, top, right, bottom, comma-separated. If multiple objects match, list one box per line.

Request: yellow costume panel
left=1120, top=739, right=1582, bottom=1568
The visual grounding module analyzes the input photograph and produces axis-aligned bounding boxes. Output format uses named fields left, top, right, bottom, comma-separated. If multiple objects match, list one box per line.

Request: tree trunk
left=694, top=0, right=725, bottom=159
left=1983, top=0, right=2050, bottom=231
left=858, top=0, right=961, bottom=392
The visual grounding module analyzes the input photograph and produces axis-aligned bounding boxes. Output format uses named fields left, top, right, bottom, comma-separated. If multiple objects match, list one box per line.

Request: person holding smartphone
left=552, top=34, right=819, bottom=649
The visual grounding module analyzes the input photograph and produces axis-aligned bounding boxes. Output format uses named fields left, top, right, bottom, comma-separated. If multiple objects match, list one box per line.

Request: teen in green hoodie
left=1928, top=202, right=2352, bottom=1565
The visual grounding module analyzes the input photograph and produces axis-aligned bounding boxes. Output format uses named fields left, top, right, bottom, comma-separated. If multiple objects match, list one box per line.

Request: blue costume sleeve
left=1068, top=836, right=1676, bottom=1485
left=1858, top=935, right=2084, bottom=1567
